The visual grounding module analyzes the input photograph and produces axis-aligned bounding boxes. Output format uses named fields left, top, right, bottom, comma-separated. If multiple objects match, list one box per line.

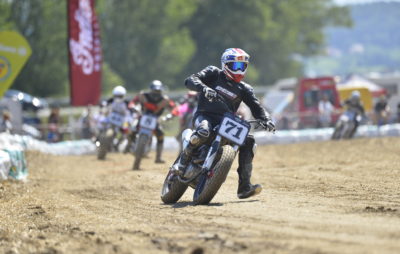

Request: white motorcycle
left=96, top=103, right=128, bottom=160
left=132, top=113, right=158, bottom=170
left=331, top=110, right=362, bottom=140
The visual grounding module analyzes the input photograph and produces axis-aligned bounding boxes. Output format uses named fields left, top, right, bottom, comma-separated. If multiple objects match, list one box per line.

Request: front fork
left=201, top=135, right=239, bottom=175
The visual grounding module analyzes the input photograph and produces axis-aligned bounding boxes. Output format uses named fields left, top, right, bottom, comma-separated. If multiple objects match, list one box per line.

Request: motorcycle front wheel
left=193, top=145, right=236, bottom=205
left=133, top=133, right=149, bottom=170
left=97, top=132, right=113, bottom=160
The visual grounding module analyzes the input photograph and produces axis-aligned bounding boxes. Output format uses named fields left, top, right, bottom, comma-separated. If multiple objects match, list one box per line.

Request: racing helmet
left=112, top=85, right=126, bottom=98
left=351, top=90, right=361, bottom=101
left=149, top=80, right=164, bottom=93
left=221, top=48, right=250, bottom=83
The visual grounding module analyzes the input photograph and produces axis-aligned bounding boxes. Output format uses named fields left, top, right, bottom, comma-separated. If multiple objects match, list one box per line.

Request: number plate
left=140, top=114, right=157, bottom=130
left=218, top=115, right=250, bottom=145
left=109, top=112, right=124, bottom=127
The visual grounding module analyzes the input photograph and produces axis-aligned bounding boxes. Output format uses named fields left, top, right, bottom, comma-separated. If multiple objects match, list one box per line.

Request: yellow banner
left=0, top=31, right=32, bottom=97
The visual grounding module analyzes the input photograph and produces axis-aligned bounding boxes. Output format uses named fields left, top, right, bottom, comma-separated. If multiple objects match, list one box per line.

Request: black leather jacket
left=344, top=99, right=365, bottom=117
left=185, top=66, right=270, bottom=120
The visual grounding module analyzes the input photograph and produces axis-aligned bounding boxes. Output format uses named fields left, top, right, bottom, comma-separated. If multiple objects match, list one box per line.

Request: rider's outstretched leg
left=155, top=127, right=165, bottom=163
left=237, top=135, right=262, bottom=199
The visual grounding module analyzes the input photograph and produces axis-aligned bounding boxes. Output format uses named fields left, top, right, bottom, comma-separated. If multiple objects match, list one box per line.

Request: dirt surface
left=1, top=137, right=400, bottom=254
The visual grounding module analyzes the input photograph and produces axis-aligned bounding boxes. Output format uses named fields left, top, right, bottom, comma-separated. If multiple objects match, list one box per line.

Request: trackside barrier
left=1, top=124, right=399, bottom=180
left=0, top=148, right=28, bottom=181
left=253, top=123, right=400, bottom=145
left=0, top=133, right=96, bottom=180
left=0, top=150, right=12, bottom=180
left=161, top=123, right=400, bottom=149
left=0, top=133, right=96, bottom=155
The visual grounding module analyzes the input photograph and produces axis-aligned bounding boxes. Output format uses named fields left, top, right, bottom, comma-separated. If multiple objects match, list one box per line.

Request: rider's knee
left=189, top=131, right=208, bottom=145
left=190, top=119, right=210, bottom=145
left=240, top=135, right=256, bottom=156
left=244, top=135, right=255, bottom=148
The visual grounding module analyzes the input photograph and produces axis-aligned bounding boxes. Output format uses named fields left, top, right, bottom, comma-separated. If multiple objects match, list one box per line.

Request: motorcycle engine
left=183, top=164, right=201, bottom=179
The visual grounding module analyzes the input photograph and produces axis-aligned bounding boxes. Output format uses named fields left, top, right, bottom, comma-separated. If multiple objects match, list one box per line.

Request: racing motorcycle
left=331, top=110, right=362, bottom=140
left=132, top=113, right=159, bottom=170
left=161, top=97, right=266, bottom=205
left=96, top=104, right=129, bottom=160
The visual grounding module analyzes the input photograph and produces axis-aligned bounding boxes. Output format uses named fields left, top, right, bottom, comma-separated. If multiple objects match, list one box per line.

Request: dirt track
left=1, top=137, right=400, bottom=254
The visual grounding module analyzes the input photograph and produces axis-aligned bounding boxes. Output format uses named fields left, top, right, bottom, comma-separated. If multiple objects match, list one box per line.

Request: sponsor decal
left=215, top=86, right=237, bottom=100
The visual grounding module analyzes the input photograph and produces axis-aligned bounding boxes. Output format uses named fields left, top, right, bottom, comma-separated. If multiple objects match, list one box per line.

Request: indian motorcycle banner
left=68, top=0, right=102, bottom=106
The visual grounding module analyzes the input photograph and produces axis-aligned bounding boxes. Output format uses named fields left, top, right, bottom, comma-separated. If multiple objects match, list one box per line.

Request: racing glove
left=203, top=87, right=217, bottom=101
left=259, top=118, right=276, bottom=132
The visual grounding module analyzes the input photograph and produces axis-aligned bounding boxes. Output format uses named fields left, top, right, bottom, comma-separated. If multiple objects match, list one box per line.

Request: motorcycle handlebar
left=209, top=93, right=275, bottom=133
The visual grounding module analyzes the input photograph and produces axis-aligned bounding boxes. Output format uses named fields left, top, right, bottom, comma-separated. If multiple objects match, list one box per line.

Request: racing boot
left=123, top=133, right=135, bottom=154
left=171, top=142, right=196, bottom=175
left=155, top=142, right=165, bottom=163
left=237, top=163, right=262, bottom=199
left=171, top=130, right=206, bottom=175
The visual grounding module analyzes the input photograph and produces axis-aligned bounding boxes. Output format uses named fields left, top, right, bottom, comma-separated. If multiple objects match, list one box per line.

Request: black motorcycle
left=161, top=96, right=268, bottom=205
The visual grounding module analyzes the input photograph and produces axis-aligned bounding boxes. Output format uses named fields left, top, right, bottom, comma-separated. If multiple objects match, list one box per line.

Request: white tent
left=337, top=75, right=387, bottom=97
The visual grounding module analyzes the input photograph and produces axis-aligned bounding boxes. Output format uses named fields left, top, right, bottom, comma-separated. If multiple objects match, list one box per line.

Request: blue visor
left=228, top=62, right=247, bottom=71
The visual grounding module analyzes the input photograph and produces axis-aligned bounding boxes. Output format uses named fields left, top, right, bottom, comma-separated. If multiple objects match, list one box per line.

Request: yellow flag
left=0, top=31, right=32, bottom=97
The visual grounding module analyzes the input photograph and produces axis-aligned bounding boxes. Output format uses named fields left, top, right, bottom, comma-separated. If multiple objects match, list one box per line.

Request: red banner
left=68, top=0, right=102, bottom=106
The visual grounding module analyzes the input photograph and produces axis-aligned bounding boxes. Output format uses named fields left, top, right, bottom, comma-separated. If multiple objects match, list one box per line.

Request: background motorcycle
left=96, top=109, right=128, bottom=160
left=132, top=113, right=159, bottom=170
left=331, top=110, right=362, bottom=140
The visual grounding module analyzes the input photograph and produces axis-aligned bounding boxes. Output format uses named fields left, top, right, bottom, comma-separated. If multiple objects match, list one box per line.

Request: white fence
left=253, top=123, right=400, bottom=145
left=1, top=123, right=399, bottom=180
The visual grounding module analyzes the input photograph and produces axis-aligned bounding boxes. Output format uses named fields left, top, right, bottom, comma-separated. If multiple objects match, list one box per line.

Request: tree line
left=0, top=0, right=351, bottom=98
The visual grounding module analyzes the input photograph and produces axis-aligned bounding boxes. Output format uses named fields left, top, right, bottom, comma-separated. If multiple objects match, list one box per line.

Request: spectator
left=318, top=93, right=334, bottom=128
left=0, top=110, right=13, bottom=133
left=397, top=103, right=400, bottom=123
left=79, top=105, right=95, bottom=139
left=47, top=105, right=62, bottom=142
left=374, top=95, right=390, bottom=126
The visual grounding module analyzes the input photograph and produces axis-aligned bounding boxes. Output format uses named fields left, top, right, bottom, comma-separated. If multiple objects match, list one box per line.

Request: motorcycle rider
left=129, top=80, right=178, bottom=165
left=172, top=48, right=275, bottom=199
left=343, top=90, right=365, bottom=138
left=105, top=85, right=132, bottom=149
left=107, top=85, right=130, bottom=113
